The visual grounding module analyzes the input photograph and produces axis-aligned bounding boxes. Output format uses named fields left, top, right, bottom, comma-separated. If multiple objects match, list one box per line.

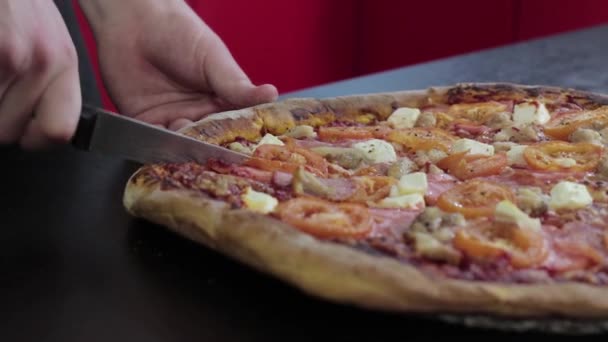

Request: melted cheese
left=549, top=181, right=593, bottom=210
left=513, top=101, right=550, bottom=126
left=387, top=107, right=421, bottom=129
left=253, top=133, right=284, bottom=151
left=352, top=139, right=397, bottom=164
left=451, top=138, right=494, bottom=156
left=242, top=188, right=278, bottom=214
left=378, top=193, right=425, bottom=209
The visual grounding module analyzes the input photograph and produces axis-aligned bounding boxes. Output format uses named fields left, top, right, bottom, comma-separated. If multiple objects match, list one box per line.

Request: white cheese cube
left=389, top=184, right=400, bottom=197
left=451, top=138, right=494, bottom=156
left=352, top=139, right=397, bottom=164
left=513, top=101, right=550, bottom=126
left=284, top=125, right=317, bottom=139
left=494, top=200, right=541, bottom=231
left=378, top=193, right=425, bottom=209
left=242, top=187, right=278, bottom=214
left=387, top=107, right=421, bottom=129
left=554, top=157, right=577, bottom=168
left=397, top=172, right=428, bottom=195
left=253, top=133, right=284, bottom=151
left=506, top=144, right=528, bottom=167
left=549, top=181, right=593, bottom=211
left=228, top=142, right=254, bottom=155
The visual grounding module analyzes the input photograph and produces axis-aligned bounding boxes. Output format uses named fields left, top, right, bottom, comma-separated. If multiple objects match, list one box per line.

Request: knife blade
left=71, top=104, right=249, bottom=165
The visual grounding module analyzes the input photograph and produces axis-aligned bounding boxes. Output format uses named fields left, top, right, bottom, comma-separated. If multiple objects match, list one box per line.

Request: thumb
left=204, top=40, right=278, bottom=108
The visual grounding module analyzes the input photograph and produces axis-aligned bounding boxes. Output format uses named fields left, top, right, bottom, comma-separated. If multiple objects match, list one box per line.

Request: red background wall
left=74, top=0, right=608, bottom=110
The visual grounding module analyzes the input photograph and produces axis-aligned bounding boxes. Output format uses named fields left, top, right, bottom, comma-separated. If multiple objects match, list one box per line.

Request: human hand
left=0, top=1, right=81, bottom=149
left=80, top=0, right=278, bottom=131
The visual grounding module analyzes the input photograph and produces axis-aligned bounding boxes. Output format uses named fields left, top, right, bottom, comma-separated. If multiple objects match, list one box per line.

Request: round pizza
left=123, top=83, right=608, bottom=319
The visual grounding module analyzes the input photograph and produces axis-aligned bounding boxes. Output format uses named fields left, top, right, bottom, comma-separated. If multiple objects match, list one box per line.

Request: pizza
left=123, top=83, right=608, bottom=319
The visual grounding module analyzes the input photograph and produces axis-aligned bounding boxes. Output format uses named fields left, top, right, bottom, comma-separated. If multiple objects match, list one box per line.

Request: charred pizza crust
left=123, top=83, right=608, bottom=318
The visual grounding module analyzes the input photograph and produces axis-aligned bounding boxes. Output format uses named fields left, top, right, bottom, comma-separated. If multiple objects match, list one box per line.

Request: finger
left=19, top=66, right=81, bottom=149
left=0, top=72, right=47, bottom=144
left=204, top=40, right=278, bottom=107
left=133, top=97, right=220, bottom=127
left=18, top=118, right=53, bottom=150
left=168, top=118, right=193, bottom=131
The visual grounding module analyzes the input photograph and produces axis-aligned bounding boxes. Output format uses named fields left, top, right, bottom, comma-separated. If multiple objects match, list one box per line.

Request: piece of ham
left=425, top=173, right=458, bottom=205
left=369, top=208, right=422, bottom=240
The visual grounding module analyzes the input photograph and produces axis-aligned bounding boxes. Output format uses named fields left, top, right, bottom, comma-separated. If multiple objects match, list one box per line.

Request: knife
left=71, top=104, right=249, bottom=165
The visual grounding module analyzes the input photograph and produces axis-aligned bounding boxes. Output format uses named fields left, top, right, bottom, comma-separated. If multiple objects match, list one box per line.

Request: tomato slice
left=453, top=220, right=548, bottom=269
left=437, top=180, right=515, bottom=218
left=386, top=128, right=457, bottom=152
left=523, top=141, right=603, bottom=172
left=437, top=151, right=508, bottom=180
left=544, top=107, right=608, bottom=140
left=275, top=197, right=372, bottom=238
left=448, top=101, right=511, bottom=124
left=350, top=176, right=397, bottom=202
left=246, top=144, right=328, bottom=176
left=317, top=126, right=389, bottom=142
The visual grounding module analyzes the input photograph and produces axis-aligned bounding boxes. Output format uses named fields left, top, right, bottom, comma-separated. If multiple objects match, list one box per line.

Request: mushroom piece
left=310, top=146, right=367, bottom=170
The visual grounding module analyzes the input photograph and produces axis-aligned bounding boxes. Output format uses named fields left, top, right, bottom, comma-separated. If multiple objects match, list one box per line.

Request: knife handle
left=71, top=105, right=98, bottom=151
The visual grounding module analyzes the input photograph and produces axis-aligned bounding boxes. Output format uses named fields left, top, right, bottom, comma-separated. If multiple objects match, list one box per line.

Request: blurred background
left=74, top=0, right=608, bottom=110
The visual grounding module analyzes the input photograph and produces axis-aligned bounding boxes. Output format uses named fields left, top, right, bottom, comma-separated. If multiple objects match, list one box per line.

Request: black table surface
left=4, top=25, right=608, bottom=342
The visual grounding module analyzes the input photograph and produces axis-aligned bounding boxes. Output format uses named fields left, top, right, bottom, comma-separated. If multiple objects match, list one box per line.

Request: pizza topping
left=424, top=173, right=458, bottom=205
left=412, top=149, right=448, bottom=167
left=523, top=141, right=603, bottom=172
left=544, top=106, right=608, bottom=140
left=394, top=172, right=428, bottom=196
left=242, top=187, right=279, bottom=214
left=271, top=171, right=293, bottom=188
left=513, top=101, right=551, bottom=127
left=387, top=107, right=421, bottom=129
left=494, top=124, right=544, bottom=143
left=515, top=187, right=548, bottom=217
left=436, top=151, right=508, bottom=180
left=351, top=139, right=397, bottom=164
left=415, top=111, right=437, bottom=128
left=387, top=128, right=456, bottom=152
left=387, top=157, right=417, bottom=179
left=317, top=126, right=389, bottom=142
left=486, top=111, right=513, bottom=129
left=437, top=180, right=515, bottom=218
left=506, top=144, right=528, bottom=167
left=293, top=168, right=395, bottom=204
left=549, top=221, right=608, bottom=271
left=292, top=168, right=356, bottom=201
left=376, top=193, right=425, bottom=209
left=410, top=207, right=466, bottom=235
left=253, top=133, right=284, bottom=151
left=247, top=143, right=329, bottom=177
left=598, top=152, right=608, bottom=178
left=570, top=127, right=603, bottom=146
left=309, top=146, right=366, bottom=170
left=448, top=101, right=511, bottom=124
left=450, top=121, right=493, bottom=141
left=227, top=141, right=254, bottom=155
left=451, top=138, right=494, bottom=156
left=548, top=181, right=593, bottom=211
left=494, top=200, right=541, bottom=231
left=275, top=197, right=372, bottom=238
left=283, top=125, right=317, bottom=139
left=405, top=207, right=464, bottom=264
left=453, top=219, right=548, bottom=269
